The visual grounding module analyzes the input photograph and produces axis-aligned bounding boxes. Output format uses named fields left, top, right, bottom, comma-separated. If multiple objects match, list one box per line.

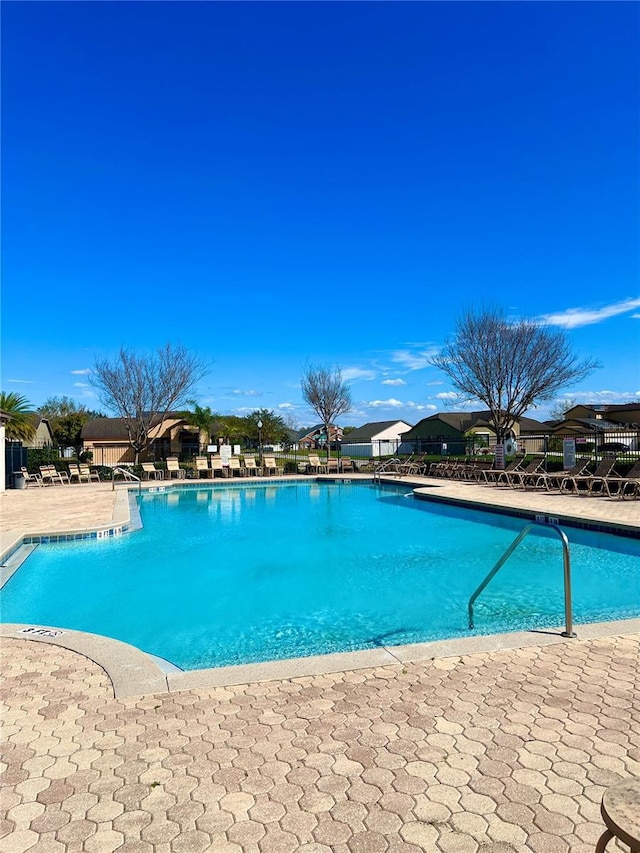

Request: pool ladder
left=111, top=466, right=142, bottom=496
left=468, top=521, right=576, bottom=638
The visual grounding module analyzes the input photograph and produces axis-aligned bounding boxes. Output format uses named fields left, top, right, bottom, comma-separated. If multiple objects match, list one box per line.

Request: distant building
left=81, top=415, right=201, bottom=465
left=547, top=403, right=640, bottom=450
left=296, top=424, right=344, bottom=450
left=21, top=415, right=56, bottom=449
left=399, top=411, right=549, bottom=454
left=341, top=420, right=413, bottom=458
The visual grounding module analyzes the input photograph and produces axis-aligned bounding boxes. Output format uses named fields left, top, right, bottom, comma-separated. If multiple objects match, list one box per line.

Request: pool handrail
left=373, top=458, right=402, bottom=483
left=468, top=521, right=576, bottom=639
left=111, top=466, right=142, bottom=496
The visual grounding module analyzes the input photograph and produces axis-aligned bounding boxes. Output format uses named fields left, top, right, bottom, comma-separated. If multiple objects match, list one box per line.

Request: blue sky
left=2, top=1, right=639, bottom=427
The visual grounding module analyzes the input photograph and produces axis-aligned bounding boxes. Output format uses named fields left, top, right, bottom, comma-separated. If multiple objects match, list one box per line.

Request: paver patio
left=1, top=476, right=638, bottom=852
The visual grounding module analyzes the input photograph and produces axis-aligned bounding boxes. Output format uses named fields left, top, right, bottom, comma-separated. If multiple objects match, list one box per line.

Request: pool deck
left=1, top=476, right=639, bottom=852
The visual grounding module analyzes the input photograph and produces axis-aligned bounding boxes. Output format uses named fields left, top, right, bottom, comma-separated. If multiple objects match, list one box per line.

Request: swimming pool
left=2, top=482, right=639, bottom=669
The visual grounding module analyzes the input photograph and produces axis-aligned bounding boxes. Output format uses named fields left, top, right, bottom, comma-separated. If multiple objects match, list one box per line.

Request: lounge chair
left=68, top=463, right=87, bottom=483
left=39, top=465, right=70, bottom=485
left=306, top=454, right=327, bottom=474
left=19, top=466, right=43, bottom=487
left=243, top=455, right=263, bottom=477
left=326, top=458, right=339, bottom=474
left=506, top=458, right=545, bottom=489
left=263, top=455, right=284, bottom=476
left=340, top=457, right=355, bottom=473
left=80, top=464, right=100, bottom=483
left=141, top=462, right=164, bottom=480
left=165, top=457, right=186, bottom=479
left=194, top=456, right=213, bottom=479
left=491, top=458, right=526, bottom=486
left=560, top=457, right=616, bottom=495
left=209, top=456, right=228, bottom=478
left=228, top=457, right=247, bottom=477
left=532, top=459, right=591, bottom=491
left=604, top=460, right=640, bottom=499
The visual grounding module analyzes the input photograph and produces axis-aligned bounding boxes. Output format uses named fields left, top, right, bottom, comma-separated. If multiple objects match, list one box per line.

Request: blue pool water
left=2, top=482, right=639, bottom=669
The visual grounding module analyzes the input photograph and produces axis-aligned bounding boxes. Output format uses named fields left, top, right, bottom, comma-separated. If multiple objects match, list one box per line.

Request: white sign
left=207, top=445, right=217, bottom=453
left=220, top=444, right=232, bottom=465
left=494, top=444, right=505, bottom=470
left=563, top=438, right=576, bottom=469
left=233, top=445, right=241, bottom=456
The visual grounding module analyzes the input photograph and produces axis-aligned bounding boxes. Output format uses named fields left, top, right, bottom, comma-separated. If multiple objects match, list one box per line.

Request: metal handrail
left=468, top=521, right=576, bottom=638
left=111, top=466, right=142, bottom=496
left=373, top=458, right=401, bottom=483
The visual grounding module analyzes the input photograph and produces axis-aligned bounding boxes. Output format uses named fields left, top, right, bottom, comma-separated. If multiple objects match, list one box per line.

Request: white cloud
left=425, top=380, right=444, bottom=387
left=71, top=368, right=91, bottom=375
left=277, top=402, right=296, bottom=410
left=390, top=347, right=439, bottom=371
left=73, top=382, right=91, bottom=388
left=537, top=297, right=640, bottom=329
left=381, top=378, right=406, bottom=387
left=434, top=391, right=460, bottom=401
left=406, top=401, right=437, bottom=411
left=7, top=378, right=34, bottom=384
left=232, top=389, right=261, bottom=397
left=632, top=313, right=640, bottom=319
left=342, top=367, right=377, bottom=381
left=367, top=398, right=404, bottom=408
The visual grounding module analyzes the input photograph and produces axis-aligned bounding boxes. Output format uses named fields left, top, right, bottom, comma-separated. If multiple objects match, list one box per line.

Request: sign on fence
left=563, top=438, right=576, bottom=469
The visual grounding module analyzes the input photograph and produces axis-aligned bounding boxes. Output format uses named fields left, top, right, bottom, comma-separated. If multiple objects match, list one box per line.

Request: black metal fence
left=5, top=443, right=27, bottom=488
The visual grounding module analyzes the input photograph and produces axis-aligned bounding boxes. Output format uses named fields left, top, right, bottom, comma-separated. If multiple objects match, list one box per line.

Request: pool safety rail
left=373, top=458, right=402, bottom=483
left=468, top=521, right=576, bottom=638
left=111, top=466, right=141, bottom=495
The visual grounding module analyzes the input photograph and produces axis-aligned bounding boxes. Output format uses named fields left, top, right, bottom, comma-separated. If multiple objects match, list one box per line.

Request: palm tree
left=0, top=392, right=36, bottom=441
left=185, top=401, right=215, bottom=452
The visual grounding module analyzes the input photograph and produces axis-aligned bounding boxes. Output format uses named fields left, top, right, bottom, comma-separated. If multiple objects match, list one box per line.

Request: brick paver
left=1, top=634, right=638, bottom=852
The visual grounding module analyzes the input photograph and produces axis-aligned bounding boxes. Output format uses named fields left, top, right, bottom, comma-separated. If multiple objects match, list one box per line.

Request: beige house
left=81, top=415, right=201, bottom=466
left=22, top=415, right=56, bottom=449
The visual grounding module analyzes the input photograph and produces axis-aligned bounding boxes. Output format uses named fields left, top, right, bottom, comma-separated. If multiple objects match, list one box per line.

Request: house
left=21, top=415, right=56, bottom=449
left=548, top=403, right=640, bottom=450
left=399, top=411, right=549, bottom=454
left=296, top=424, right=344, bottom=450
left=560, top=403, right=640, bottom=428
left=341, top=420, right=413, bottom=459
left=81, top=414, right=201, bottom=465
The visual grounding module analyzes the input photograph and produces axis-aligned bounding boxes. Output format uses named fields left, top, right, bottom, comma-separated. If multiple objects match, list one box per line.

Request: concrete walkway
left=1, top=476, right=639, bottom=852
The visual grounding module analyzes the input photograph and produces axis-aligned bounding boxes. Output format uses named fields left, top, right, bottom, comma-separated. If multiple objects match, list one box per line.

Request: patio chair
left=141, top=462, right=164, bottom=480
left=532, top=459, right=591, bottom=491
left=326, top=458, right=339, bottom=474
left=263, top=455, right=284, bottom=476
left=68, top=463, right=87, bottom=483
left=243, top=455, right=263, bottom=477
left=306, top=453, right=327, bottom=474
left=39, top=465, right=70, bottom=485
left=19, top=466, right=43, bottom=487
left=165, top=457, right=186, bottom=479
left=194, top=456, right=213, bottom=479
left=209, top=456, right=228, bottom=478
left=79, top=464, right=100, bottom=483
left=604, top=460, right=640, bottom=499
left=341, top=457, right=355, bottom=473
left=506, top=458, right=545, bottom=489
left=560, top=457, right=616, bottom=495
left=489, top=458, right=526, bottom=486
left=228, top=457, right=247, bottom=477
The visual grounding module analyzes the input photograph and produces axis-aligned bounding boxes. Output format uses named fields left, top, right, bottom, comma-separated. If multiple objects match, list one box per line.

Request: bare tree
left=430, top=306, right=598, bottom=443
left=301, top=364, right=352, bottom=462
left=548, top=398, right=579, bottom=422
left=91, top=344, right=209, bottom=463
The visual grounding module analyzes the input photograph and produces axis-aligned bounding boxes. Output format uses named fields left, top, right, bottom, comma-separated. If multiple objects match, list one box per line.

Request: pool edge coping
left=2, top=618, right=639, bottom=698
